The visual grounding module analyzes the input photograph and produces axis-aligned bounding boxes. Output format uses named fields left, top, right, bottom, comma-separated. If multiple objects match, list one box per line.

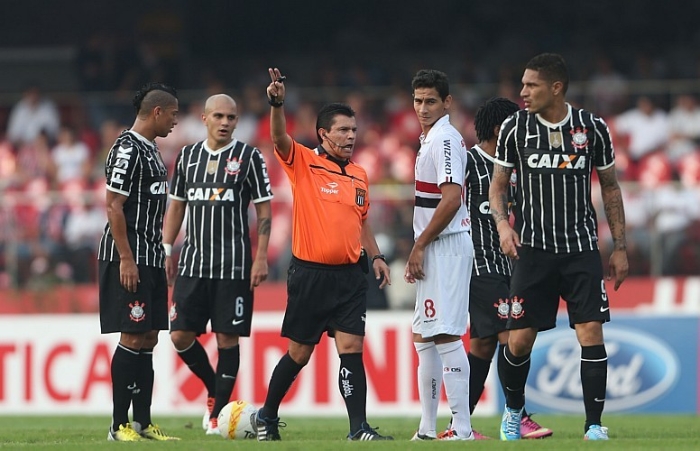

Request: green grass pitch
left=0, top=414, right=698, bottom=450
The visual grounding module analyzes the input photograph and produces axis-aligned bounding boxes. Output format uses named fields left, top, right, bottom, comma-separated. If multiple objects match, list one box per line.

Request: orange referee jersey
left=275, top=140, right=369, bottom=265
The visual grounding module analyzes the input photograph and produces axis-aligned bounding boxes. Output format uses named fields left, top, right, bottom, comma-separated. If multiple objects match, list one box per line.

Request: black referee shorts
left=468, top=272, right=510, bottom=339
left=508, top=246, right=610, bottom=332
left=281, top=257, right=368, bottom=345
left=98, top=260, right=169, bottom=334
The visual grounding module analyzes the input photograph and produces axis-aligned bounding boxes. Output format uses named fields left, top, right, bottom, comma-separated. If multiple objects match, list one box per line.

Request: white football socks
left=436, top=340, right=472, bottom=438
left=414, top=341, right=442, bottom=437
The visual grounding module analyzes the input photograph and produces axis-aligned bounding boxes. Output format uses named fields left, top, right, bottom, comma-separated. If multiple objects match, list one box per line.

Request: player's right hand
left=119, top=258, right=140, bottom=293
left=165, top=255, right=177, bottom=286
left=498, top=224, right=521, bottom=259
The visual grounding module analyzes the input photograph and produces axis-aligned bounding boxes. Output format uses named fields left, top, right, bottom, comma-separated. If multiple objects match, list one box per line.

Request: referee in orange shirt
left=252, top=68, right=393, bottom=442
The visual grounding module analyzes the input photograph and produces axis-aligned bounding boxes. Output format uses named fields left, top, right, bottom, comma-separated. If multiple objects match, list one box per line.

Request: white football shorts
left=412, top=231, right=473, bottom=338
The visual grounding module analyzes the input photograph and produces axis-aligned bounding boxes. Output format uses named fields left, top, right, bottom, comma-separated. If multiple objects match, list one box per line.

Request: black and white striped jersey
left=169, top=139, right=273, bottom=280
left=98, top=130, right=169, bottom=267
left=494, top=103, right=615, bottom=253
left=465, top=145, right=512, bottom=276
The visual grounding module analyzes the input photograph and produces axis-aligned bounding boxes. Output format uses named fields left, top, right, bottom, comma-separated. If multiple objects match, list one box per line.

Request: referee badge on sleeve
left=355, top=188, right=366, bottom=206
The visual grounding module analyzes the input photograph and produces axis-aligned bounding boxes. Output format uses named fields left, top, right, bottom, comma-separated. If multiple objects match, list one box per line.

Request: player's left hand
left=607, top=248, right=629, bottom=290
left=373, top=259, right=391, bottom=289
left=404, top=246, right=425, bottom=283
left=250, top=258, right=268, bottom=290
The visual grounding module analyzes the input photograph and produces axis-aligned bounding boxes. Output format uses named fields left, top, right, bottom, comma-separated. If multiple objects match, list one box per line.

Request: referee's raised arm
left=267, top=67, right=292, bottom=159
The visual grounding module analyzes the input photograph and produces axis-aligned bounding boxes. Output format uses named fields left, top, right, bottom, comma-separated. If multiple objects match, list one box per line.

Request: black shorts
left=170, top=276, right=253, bottom=336
left=469, top=272, right=510, bottom=339
left=99, top=260, right=169, bottom=334
left=282, top=257, right=368, bottom=345
left=508, top=246, right=610, bottom=332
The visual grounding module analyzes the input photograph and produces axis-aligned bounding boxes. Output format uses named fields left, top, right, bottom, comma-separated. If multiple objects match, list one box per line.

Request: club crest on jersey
left=206, top=160, right=218, bottom=175
left=549, top=131, right=563, bottom=148
left=570, top=127, right=589, bottom=149
left=494, top=298, right=510, bottom=319
left=510, top=296, right=525, bottom=319
left=225, top=157, right=242, bottom=175
left=129, top=301, right=146, bottom=322
left=355, top=188, right=366, bottom=206
left=510, top=169, right=518, bottom=187
left=169, top=303, right=177, bottom=321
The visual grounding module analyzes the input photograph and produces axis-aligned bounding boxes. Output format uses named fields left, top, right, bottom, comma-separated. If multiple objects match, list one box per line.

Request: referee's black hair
left=526, top=53, right=569, bottom=95
left=316, top=102, right=355, bottom=144
left=411, top=69, right=450, bottom=100
left=474, top=97, right=520, bottom=142
left=133, top=82, right=178, bottom=116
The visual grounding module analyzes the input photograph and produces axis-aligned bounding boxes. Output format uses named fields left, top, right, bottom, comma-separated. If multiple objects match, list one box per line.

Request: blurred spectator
left=6, top=84, right=60, bottom=147
left=62, top=180, right=106, bottom=282
left=15, top=130, right=56, bottom=186
left=91, top=120, right=125, bottom=182
left=639, top=153, right=698, bottom=275
left=666, top=94, right=700, bottom=163
left=587, top=56, right=629, bottom=117
left=51, top=125, right=92, bottom=184
left=292, top=101, right=320, bottom=148
left=0, top=138, right=17, bottom=190
left=613, top=96, right=669, bottom=178
left=678, top=151, right=700, bottom=188
left=235, top=84, right=267, bottom=144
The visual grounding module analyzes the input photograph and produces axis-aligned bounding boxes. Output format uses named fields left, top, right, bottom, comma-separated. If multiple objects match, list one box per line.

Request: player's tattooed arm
left=598, top=166, right=627, bottom=251
left=258, top=217, right=271, bottom=236
left=489, top=164, right=513, bottom=226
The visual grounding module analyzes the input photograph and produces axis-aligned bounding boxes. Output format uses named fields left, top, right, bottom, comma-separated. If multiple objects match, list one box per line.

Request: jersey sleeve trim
left=169, top=193, right=187, bottom=201
left=494, top=159, right=514, bottom=168
left=106, top=184, right=129, bottom=196
left=252, top=195, right=274, bottom=203
left=596, top=161, right=615, bottom=171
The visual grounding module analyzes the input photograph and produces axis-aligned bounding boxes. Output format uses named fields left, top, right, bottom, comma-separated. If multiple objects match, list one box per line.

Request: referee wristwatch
left=371, top=254, right=386, bottom=263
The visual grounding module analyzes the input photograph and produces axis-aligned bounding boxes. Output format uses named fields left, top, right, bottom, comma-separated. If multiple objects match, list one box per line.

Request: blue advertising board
left=496, top=315, right=698, bottom=413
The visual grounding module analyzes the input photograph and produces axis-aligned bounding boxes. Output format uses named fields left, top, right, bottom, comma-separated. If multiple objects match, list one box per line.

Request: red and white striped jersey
left=413, top=115, right=471, bottom=239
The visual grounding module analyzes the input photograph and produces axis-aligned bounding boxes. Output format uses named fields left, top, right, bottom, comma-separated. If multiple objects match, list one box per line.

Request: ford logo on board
left=526, top=326, right=679, bottom=412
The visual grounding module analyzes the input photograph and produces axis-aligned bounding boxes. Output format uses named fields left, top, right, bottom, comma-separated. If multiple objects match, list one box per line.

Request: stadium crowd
left=0, top=28, right=699, bottom=298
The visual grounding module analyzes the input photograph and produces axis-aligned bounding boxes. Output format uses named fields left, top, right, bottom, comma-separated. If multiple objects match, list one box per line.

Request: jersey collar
left=127, top=129, right=155, bottom=149
left=420, top=114, right=451, bottom=144
left=203, top=139, right=237, bottom=155
left=316, top=145, right=349, bottom=168
left=535, top=103, right=572, bottom=128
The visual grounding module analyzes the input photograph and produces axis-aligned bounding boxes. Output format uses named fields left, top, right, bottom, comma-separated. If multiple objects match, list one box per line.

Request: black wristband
left=372, top=254, right=386, bottom=263
left=268, top=98, right=284, bottom=108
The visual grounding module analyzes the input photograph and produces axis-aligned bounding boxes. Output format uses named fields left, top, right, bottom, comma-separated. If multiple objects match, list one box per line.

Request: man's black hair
left=411, top=69, right=450, bottom=100
left=525, top=53, right=569, bottom=95
left=316, top=102, right=355, bottom=144
left=133, top=82, right=178, bottom=115
left=474, top=97, right=520, bottom=142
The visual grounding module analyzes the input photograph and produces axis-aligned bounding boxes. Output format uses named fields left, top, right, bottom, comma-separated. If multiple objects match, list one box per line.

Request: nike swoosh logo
left=232, top=319, right=244, bottom=325
left=127, top=383, right=137, bottom=390
left=187, top=162, right=198, bottom=168
left=600, top=306, right=610, bottom=312
left=221, top=374, right=236, bottom=380
left=525, top=134, right=538, bottom=140
left=594, top=398, right=605, bottom=402
left=478, top=173, right=490, bottom=179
